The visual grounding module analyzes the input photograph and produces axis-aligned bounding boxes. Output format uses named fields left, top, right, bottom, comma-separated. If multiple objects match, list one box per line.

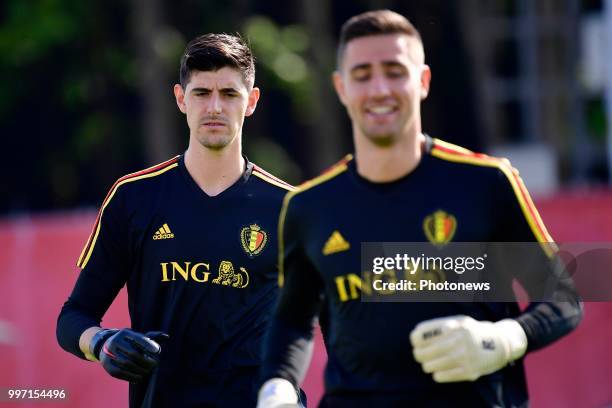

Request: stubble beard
left=361, top=109, right=418, bottom=148
left=196, top=129, right=235, bottom=151
left=359, top=118, right=399, bottom=148
left=364, top=131, right=395, bottom=147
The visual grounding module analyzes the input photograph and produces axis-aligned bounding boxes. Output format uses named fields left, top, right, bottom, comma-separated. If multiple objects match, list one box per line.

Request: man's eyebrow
left=190, top=87, right=240, bottom=93
left=381, top=60, right=406, bottom=68
left=190, top=87, right=211, bottom=93
left=349, top=60, right=406, bottom=73
left=349, top=63, right=372, bottom=73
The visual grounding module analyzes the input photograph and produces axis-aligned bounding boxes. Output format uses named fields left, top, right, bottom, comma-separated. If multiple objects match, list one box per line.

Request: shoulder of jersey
left=287, top=154, right=353, bottom=200
left=251, top=164, right=295, bottom=192
left=109, top=155, right=181, bottom=196
left=431, top=137, right=555, bottom=251
left=97, top=156, right=180, bottom=222
left=430, top=138, right=518, bottom=175
left=76, top=156, right=180, bottom=269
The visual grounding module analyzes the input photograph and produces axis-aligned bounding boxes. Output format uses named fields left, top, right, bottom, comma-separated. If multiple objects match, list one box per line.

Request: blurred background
left=1, top=0, right=612, bottom=407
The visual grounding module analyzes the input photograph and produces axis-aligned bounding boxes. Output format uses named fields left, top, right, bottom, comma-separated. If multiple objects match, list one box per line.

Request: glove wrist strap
left=89, top=328, right=119, bottom=361
left=494, top=319, right=528, bottom=362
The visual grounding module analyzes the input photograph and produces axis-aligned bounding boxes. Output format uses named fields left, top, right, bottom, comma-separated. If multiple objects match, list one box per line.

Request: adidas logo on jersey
left=323, top=230, right=350, bottom=255
left=153, top=223, right=174, bottom=240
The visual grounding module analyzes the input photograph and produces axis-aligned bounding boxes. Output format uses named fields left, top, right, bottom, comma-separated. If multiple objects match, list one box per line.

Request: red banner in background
left=0, top=213, right=130, bottom=407
left=0, top=191, right=611, bottom=407
left=524, top=191, right=612, bottom=408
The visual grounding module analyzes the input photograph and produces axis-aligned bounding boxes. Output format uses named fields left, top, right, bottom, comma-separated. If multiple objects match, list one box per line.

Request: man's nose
left=368, top=74, right=391, bottom=97
left=206, top=92, right=222, bottom=114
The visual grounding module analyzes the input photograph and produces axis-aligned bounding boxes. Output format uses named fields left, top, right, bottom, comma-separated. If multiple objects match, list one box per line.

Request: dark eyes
left=194, top=91, right=238, bottom=97
left=353, top=72, right=370, bottom=82
left=387, top=68, right=406, bottom=77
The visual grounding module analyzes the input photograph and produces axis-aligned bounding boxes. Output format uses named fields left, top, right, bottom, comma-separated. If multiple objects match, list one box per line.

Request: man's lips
left=201, top=121, right=227, bottom=127
left=365, top=105, right=398, bottom=115
left=364, top=106, right=398, bottom=123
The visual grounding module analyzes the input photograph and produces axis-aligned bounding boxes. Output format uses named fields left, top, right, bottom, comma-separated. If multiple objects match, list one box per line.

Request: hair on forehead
left=180, top=33, right=255, bottom=89
left=337, top=9, right=424, bottom=68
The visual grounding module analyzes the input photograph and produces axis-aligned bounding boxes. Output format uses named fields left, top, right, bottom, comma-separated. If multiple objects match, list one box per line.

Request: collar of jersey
left=177, top=154, right=254, bottom=201
left=347, top=136, right=432, bottom=196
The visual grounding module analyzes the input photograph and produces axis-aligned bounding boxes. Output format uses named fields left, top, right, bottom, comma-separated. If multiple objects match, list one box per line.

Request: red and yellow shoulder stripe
left=295, top=154, right=352, bottom=194
left=252, top=165, right=295, bottom=191
left=277, top=155, right=352, bottom=286
left=430, top=138, right=556, bottom=256
left=77, top=156, right=180, bottom=269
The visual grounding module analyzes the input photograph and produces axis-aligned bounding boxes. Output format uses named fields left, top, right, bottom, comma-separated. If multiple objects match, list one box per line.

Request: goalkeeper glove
left=257, top=378, right=299, bottom=408
left=89, top=328, right=168, bottom=382
left=410, top=315, right=527, bottom=383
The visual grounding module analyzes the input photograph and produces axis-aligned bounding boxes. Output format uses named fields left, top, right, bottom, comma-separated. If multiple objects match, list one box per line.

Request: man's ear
left=174, top=84, right=187, bottom=114
left=420, top=65, right=431, bottom=100
left=332, top=71, right=347, bottom=106
left=245, top=87, right=260, bottom=117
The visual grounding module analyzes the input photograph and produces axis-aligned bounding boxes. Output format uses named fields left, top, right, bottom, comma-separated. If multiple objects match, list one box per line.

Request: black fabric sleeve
left=493, top=166, right=583, bottom=352
left=261, top=196, right=325, bottom=387
left=56, top=185, right=131, bottom=359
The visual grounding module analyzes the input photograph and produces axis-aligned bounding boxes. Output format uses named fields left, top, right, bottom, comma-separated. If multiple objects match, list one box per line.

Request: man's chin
left=203, top=141, right=232, bottom=151
left=197, top=134, right=233, bottom=151
left=365, top=133, right=396, bottom=147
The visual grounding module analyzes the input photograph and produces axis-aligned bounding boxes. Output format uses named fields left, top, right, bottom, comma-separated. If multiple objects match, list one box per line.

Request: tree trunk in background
left=130, top=0, right=178, bottom=165
left=300, top=0, right=347, bottom=172
left=457, top=0, right=495, bottom=146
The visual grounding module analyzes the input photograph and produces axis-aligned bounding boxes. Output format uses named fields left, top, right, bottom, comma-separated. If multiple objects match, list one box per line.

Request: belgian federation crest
left=241, top=224, right=268, bottom=257
left=423, top=210, right=457, bottom=246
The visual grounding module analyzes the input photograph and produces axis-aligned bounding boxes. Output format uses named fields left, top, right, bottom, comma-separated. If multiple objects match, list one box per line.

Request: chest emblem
left=423, top=210, right=457, bottom=246
left=323, top=230, right=351, bottom=255
left=241, top=224, right=268, bottom=257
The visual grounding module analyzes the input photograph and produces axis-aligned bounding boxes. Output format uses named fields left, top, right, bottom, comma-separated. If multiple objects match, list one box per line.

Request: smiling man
left=57, top=33, right=296, bottom=407
left=257, top=10, right=582, bottom=408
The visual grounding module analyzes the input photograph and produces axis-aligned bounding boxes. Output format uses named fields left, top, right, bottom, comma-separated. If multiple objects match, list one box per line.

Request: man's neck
left=184, top=138, right=244, bottom=197
left=354, top=131, right=425, bottom=183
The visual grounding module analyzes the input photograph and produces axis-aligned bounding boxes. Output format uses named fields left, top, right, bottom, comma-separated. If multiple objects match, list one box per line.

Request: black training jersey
left=58, top=155, right=293, bottom=407
left=263, top=137, right=581, bottom=407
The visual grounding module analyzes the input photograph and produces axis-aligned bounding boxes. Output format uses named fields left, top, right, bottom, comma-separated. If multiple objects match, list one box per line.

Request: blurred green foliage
left=2, top=1, right=604, bottom=213
left=586, top=98, right=607, bottom=141
left=1, top=0, right=143, bottom=211
left=244, top=16, right=315, bottom=123
left=0, top=2, right=311, bottom=212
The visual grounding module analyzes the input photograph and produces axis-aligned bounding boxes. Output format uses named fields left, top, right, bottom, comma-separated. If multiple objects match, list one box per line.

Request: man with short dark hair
left=257, top=10, right=582, bottom=407
left=57, top=33, right=295, bottom=407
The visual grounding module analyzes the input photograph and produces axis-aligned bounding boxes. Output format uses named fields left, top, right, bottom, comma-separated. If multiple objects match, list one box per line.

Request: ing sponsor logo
left=160, top=260, right=249, bottom=288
